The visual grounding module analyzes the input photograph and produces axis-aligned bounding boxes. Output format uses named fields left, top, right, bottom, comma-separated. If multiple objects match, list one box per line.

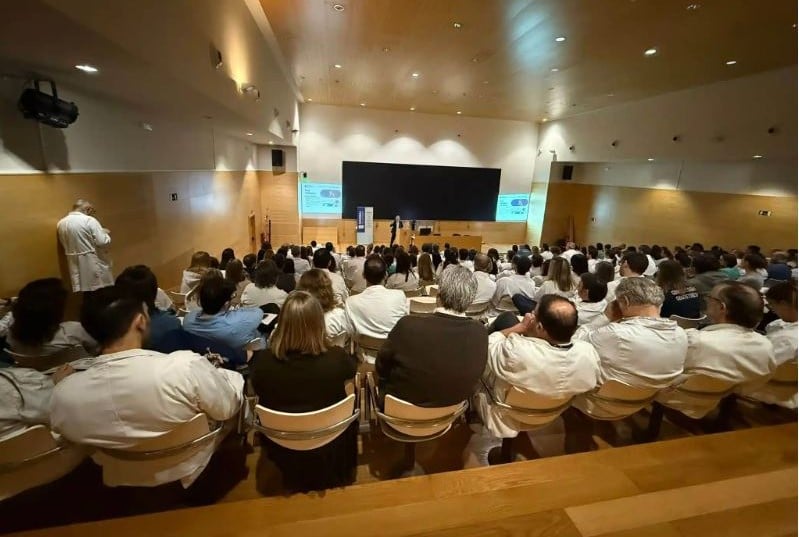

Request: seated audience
left=242, top=253, right=257, bottom=280
left=325, top=242, right=342, bottom=266
left=530, top=253, right=544, bottom=278
left=219, top=248, right=235, bottom=271
left=298, top=270, right=351, bottom=347
left=344, top=255, right=408, bottom=363
left=593, top=260, right=615, bottom=285
left=385, top=250, right=420, bottom=292
left=570, top=253, right=589, bottom=279
left=659, top=282, right=775, bottom=417
left=746, top=281, right=798, bottom=407
left=738, top=253, right=767, bottom=290
left=224, top=259, right=249, bottom=307
left=0, top=366, right=56, bottom=439
left=527, top=256, right=576, bottom=306
left=249, top=291, right=357, bottom=492
left=459, top=248, right=474, bottom=271
left=417, top=252, right=436, bottom=285
left=561, top=242, right=580, bottom=261
left=183, top=270, right=264, bottom=350
left=587, top=246, right=601, bottom=273
left=767, top=252, right=792, bottom=281
left=344, top=245, right=367, bottom=292
left=115, top=265, right=182, bottom=352
left=376, top=266, right=487, bottom=407
left=687, top=253, right=730, bottom=300
left=573, top=277, right=687, bottom=409
left=290, top=245, right=311, bottom=276
left=313, top=248, right=349, bottom=303
left=605, top=252, right=648, bottom=302
left=7, top=278, right=95, bottom=359
left=656, top=259, right=702, bottom=319
left=241, top=261, right=288, bottom=308
left=274, top=255, right=297, bottom=293
left=181, top=251, right=212, bottom=294
left=575, top=273, right=608, bottom=326
left=466, top=296, right=600, bottom=466
left=719, top=253, right=741, bottom=279
left=50, top=286, right=244, bottom=487
left=257, top=241, right=272, bottom=262
left=639, top=245, right=658, bottom=277
left=472, top=253, right=497, bottom=305
left=494, top=255, right=536, bottom=310
left=436, top=247, right=460, bottom=277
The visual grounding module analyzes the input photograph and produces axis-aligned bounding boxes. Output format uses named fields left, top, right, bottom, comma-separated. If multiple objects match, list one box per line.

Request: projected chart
left=301, top=182, right=342, bottom=215
left=495, top=193, right=530, bottom=222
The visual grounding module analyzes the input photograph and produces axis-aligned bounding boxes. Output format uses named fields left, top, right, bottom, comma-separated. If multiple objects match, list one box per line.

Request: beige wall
left=540, top=182, right=797, bottom=252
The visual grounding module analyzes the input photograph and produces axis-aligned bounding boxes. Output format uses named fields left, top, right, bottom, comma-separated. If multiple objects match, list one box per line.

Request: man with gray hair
left=573, top=277, right=687, bottom=408
left=56, top=199, right=113, bottom=292
left=376, top=266, right=488, bottom=407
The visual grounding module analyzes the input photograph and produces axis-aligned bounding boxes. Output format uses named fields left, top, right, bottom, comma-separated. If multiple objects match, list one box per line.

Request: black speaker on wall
left=562, top=164, right=574, bottom=181
left=271, top=149, right=284, bottom=167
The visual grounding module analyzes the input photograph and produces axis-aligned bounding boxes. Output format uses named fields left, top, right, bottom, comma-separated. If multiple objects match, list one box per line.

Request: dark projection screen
left=342, top=161, right=501, bottom=220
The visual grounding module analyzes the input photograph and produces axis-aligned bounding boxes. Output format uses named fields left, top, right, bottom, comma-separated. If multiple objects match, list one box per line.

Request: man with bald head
left=57, top=200, right=113, bottom=292
left=465, top=295, right=601, bottom=466
left=472, top=253, right=497, bottom=305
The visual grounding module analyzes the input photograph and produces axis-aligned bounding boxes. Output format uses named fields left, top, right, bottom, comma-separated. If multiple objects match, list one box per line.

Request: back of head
left=297, top=269, right=335, bottom=311
left=325, top=242, right=334, bottom=252
left=622, top=252, right=648, bottom=275
left=536, top=295, right=578, bottom=344
left=395, top=251, right=412, bottom=275
left=570, top=254, right=589, bottom=275
left=651, top=245, right=663, bottom=259
left=11, top=278, right=68, bottom=346
left=548, top=257, right=573, bottom=291
left=355, top=244, right=366, bottom=257
left=693, top=253, right=720, bottom=274
left=438, top=265, right=477, bottom=312
left=458, top=248, right=469, bottom=261
left=310, top=240, right=317, bottom=248
left=550, top=246, right=562, bottom=256
left=594, top=261, right=614, bottom=283
left=766, top=280, right=798, bottom=308
left=675, top=251, right=693, bottom=269
left=243, top=253, right=257, bottom=270
left=531, top=253, right=544, bottom=268
left=721, top=253, right=738, bottom=269
left=269, top=291, right=328, bottom=359
left=747, top=245, right=762, bottom=255
left=290, top=245, right=300, bottom=257
left=656, top=259, right=687, bottom=292
left=615, top=277, right=664, bottom=308
left=515, top=255, right=532, bottom=275
left=363, top=254, right=387, bottom=285
left=638, top=244, right=651, bottom=255
left=189, top=251, right=211, bottom=271
left=313, top=248, right=332, bottom=269
left=80, top=286, right=146, bottom=349
left=579, top=273, right=607, bottom=303
left=283, top=258, right=295, bottom=274
left=225, top=259, right=245, bottom=283
left=743, top=253, right=767, bottom=271
left=198, top=269, right=236, bottom=315
left=418, top=253, right=434, bottom=280
left=714, top=282, right=764, bottom=329
left=254, top=260, right=279, bottom=288
left=771, top=252, right=789, bottom=264
left=587, top=245, right=599, bottom=259
left=209, top=257, right=220, bottom=269
left=691, top=243, right=705, bottom=253
left=220, top=248, right=235, bottom=269
left=115, top=265, right=158, bottom=310
left=474, top=253, right=491, bottom=273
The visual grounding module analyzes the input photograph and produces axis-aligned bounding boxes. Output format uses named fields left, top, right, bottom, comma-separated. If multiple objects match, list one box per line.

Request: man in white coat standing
left=57, top=200, right=113, bottom=292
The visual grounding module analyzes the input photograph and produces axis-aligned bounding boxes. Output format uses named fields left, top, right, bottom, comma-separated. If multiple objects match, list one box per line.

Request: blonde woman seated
left=416, top=252, right=436, bottom=287
left=385, top=251, right=419, bottom=291
left=241, top=260, right=288, bottom=308
left=224, top=259, right=250, bottom=308
left=181, top=251, right=211, bottom=293
left=512, top=257, right=578, bottom=315
left=297, top=269, right=352, bottom=347
left=249, top=291, right=358, bottom=492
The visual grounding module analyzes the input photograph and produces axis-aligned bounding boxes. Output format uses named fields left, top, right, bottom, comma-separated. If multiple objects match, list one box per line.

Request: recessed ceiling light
left=482, top=80, right=489, bottom=85
left=541, top=117, right=548, bottom=122
left=753, top=154, right=763, bottom=159
left=333, top=3, right=344, bottom=11
left=456, top=111, right=462, bottom=115
left=360, top=103, right=366, bottom=107
left=644, top=47, right=658, bottom=56
left=306, top=98, right=313, bottom=102
left=246, top=132, right=253, bottom=136
left=268, top=141, right=274, bottom=145
left=555, top=36, right=566, bottom=42
left=647, top=158, right=655, bottom=162
left=550, top=67, right=559, bottom=72
left=686, top=3, right=700, bottom=10
left=607, top=93, right=615, bottom=97
left=452, top=22, right=462, bottom=29
left=411, top=72, right=420, bottom=78
left=725, top=60, right=737, bottom=65
left=75, top=64, right=99, bottom=73
left=409, top=107, right=415, bottom=111
left=432, top=89, right=439, bottom=94
left=334, top=64, right=342, bottom=69
left=382, top=47, right=390, bottom=53
left=471, top=57, right=479, bottom=63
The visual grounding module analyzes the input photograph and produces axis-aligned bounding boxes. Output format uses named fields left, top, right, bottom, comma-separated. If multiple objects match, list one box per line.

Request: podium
left=397, top=229, right=414, bottom=249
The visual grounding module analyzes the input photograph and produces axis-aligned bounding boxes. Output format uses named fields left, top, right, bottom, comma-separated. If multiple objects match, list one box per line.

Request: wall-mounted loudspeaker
left=271, top=149, right=284, bottom=167
left=561, top=164, right=574, bottom=181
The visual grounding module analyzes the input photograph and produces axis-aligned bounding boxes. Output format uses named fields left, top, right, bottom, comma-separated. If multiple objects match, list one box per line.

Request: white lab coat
left=473, top=271, right=498, bottom=305
left=0, top=367, right=54, bottom=439
left=322, top=268, right=350, bottom=304
left=57, top=211, right=113, bottom=292
left=744, top=320, right=797, bottom=408
left=344, top=285, right=408, bottom=363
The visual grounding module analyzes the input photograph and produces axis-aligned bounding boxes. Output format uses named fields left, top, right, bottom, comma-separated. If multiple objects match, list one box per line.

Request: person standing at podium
left=389, top=215, right=403, bottom=246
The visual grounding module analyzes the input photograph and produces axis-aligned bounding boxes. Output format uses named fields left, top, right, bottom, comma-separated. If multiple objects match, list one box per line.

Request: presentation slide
left=495, top=193, right=530, bottom=222
left=301, top=182, right=342, bottom=215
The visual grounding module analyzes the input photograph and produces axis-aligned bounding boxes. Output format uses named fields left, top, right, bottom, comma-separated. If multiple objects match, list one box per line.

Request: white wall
left=255, top=144, right=298, bottom=172
left=298, top=104, right=538, bottom=196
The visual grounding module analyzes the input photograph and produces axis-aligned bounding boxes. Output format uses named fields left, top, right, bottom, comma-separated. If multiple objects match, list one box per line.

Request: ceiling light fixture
left=555, top=36, right=566, bottom=42
left=647, top=158, right=655, bottom=162
left=268, top=141, right=274, bottom=145
left=550, top=67, right=559, bottom=72
left=360, top=103, right=366, bottom=107
left=471, top=57, right=479, bottom=63
left=333, top=3, right=344, bottom=11
left=752, top=154, right=763, bottom=159
left=306, top=98, right=313, bottom=102
left=452, top=22, right=462, bottom=29
left=607, top=93, right=615, bottom=97
left=246, top=132, right=253, bottom=136
left=409, top=107, right=415, bottom=111
left=644, top=47, right=658, bottom=56
left=541, top=118, right=548, bottom=122
left=382, top=47, right=390, bottom=52
left=411, top=72, right=420, bottom=78
left=456, top=111, right=462, bottom=115
left=334, top=64, right=342, bottom=69
left=725, top=60, right=737, bottom=65
left=75, top=64, right=99, bottom=73
left=686, top=3, right=700, bottom=10
left=482, top=80, right=489, bottom=85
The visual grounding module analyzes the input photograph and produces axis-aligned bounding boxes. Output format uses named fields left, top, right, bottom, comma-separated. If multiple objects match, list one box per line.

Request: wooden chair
left=403, top=288, right=423, bottom=298
left=0, top=425, right=87, bottom=501
left=426, top=285, right=439, bottom=298
left=741, top=361, right=798, bottom=408
left=92, top=414, right=224, bottom=487
left=572, top=380, right=660, bottom=421
left=168, top=286, right=198, bottom=316
left=464, top=301, right=490, bottom=319
left=6, top=346, right=89, bottom=373
left=495, top=295, right=518, bottom=313
left=409, top=296, right=437, bottom=314
left=355, top=334, right=386, bottom=364
left=367, top=372, right=467, bottom=477
left=670, top=314, right=707, bottom=329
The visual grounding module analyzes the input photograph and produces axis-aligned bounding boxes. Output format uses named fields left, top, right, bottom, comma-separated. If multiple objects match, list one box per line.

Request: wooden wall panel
left=259, top=171, right=299, bottom=247
left=541, top=182, right=797, bottom=251
left=0, top=171, right=263, bottom=297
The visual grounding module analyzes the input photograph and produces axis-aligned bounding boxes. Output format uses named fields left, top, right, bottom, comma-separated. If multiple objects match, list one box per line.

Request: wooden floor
left=8, top=423, right=797, bottom=537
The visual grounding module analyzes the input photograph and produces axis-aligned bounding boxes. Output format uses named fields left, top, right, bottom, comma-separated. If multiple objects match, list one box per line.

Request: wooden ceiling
left=259, top=0, right=797, bottom=122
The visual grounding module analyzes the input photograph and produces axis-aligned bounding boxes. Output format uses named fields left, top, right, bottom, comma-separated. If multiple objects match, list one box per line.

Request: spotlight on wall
left=569, top=144, right=575, bottom=152
left=240, top=84, right=260, bottom=100
left=767, top=126, right=779, bottom=135
left=610, top=139, right=619, bottom=147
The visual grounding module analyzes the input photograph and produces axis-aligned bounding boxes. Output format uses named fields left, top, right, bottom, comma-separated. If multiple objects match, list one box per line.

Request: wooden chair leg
left=642, top=402, right=664, bottom=442
left=403, top=443, right=416, bottom=472
left=500, top=437, right=514, bottom=462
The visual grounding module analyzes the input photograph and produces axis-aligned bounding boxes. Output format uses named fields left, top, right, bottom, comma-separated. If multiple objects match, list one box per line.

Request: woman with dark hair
left=383, top=251, right=396, bottom=276
left=257, top=241, right=273, bottom=262
left=274, top=254, right=296, bottom=293
left=417, top=253, right=435, bottom=285
left=570, top=253, right=589, bottom=278
left=224, top=259, right=249, bottom=307
left=386, top=251, right=419, bottom=291
left=8, top=278, right=95, bottom=358
left=298, top=270, right=351, bottom=347
left=242, top=253, right=257, bottom=280
left=431, top=244, right=442, bottom=271
left=587, top=246, right=600, bottom=272
left=436, top=247, right=460, bottom=277
left=249, top=291, right=357, bottom=492
left=241, top=260, right=288, bottom=308
left=593, top=261, right=614, bottom=284
left=219, top=248, right=235, bottom=271
left=181, top=251, right=211, bottom=293
left=530, top=253, right=544, bottom=278
left=739, top=254, right=768, bottom=290
left=656, top=260, right=701, bottom=318
left=486, top=248, right=500, bottom=276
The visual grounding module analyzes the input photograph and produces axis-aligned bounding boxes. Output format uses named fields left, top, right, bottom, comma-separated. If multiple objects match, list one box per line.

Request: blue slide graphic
left=495, top=193, right=530, bottom=221
left=301, top=182, right=342, bottom=215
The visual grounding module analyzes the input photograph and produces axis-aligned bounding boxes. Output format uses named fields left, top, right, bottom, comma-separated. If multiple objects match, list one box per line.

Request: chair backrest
left=381, top=395, right=467, bottom=439
left=92, top=414, right=220, bottom=487
left=0, top=426, right=86, bottom=501
left=404, top=288, right=423, bottom=298
left=426, top=285, right=439, bottom=298
left=763, top=278, right=783, bottom=289
left=465, top=301, right=490, bottom=317
left=495, top=295, right=518, bottom=313
left=254, top=394, right=358, bottom=451
left=409, top=296, right=437, bottom=314
left=669, top=314, right=707, bottom=329
left=501, top=386, right=574, bottom=428
left=656, top=373, right=739, bottom=419
left=182, top=332, right=247, bottom=367
left=356, top=334, right=386, bottom=355
left=771, top=361, right=798, bottom=385
left=167, top=287, right=188, bottom=308
left=7, top=346, right=89, bottom=372
left=578, top=380, right=659, bottom=420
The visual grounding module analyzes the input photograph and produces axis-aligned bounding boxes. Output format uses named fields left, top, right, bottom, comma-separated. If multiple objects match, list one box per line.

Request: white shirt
left=344, top=257, right=367, bottom=292
left=180, top=270, right=202, bottom=294
left=293, top=258, right=311, bottom=276
left=322, top=268, right=349, bottom=304
left=50, top=349, right=243, bottom=487
left=493, top=274, right=536, bottom=305
left=541, top=251, right=554, bottom=261
left=588, top=259, right=599, bottom=273
left=534, top=280, right=576, bottom=302
left=575, top=299, right=608, bottom=326
left=605, top=274, right=643, bottom=302
left=155, top=288, right=174, bottom=311
left=345, top=286, right=408, bottom=362
left=325, top=308, right=352, bottom=347
left=240, top=283, right=288, bottom=308
left=473, top=271, right=497, bottom=305
left=561, top=249, right=580, bottom=262
left=0, top=367, right=53, bottom=439
left=385, top=272, right=420, bottom=291
left=745, top=320, right=797, bottom=408
left=643, top=255, right=657, bottom=277
left=479, top=332, right=601, bottom=437
left=461, top=260, right=475, bottom=272
left=56, top=211, right=113, bottom=292
left=7, top=321, right=96, bottom=357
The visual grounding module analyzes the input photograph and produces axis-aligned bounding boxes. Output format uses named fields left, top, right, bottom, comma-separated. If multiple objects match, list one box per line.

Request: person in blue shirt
left=115, top=265, right=181, bottom=352
left=182, top=270, right=264, bottom=350
left=767, top=252, right=792, bottom=281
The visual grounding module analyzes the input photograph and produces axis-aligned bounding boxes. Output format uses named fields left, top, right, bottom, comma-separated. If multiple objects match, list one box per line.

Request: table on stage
left=399, top=231, right=482, bottom=251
